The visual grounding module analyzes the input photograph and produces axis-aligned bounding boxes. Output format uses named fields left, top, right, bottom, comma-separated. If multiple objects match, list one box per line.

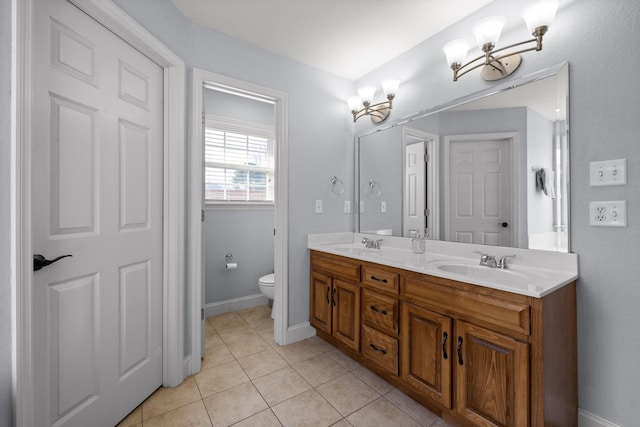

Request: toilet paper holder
left=224, top=253, right=238, bottom=270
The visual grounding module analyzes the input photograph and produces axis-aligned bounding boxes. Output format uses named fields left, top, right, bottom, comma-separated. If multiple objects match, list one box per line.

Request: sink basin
left=436, top=263, right=528, bottom=281
left=332, top=246, right=410, bottom=263
left=427, top=259, right=548, bottom=293
left=333, top=247, right=380, bottom=256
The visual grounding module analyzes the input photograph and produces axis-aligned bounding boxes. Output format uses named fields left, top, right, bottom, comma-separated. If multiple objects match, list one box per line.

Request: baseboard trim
left=579, top=409, right=620, bottom=427
left=283, top=322, right=316, bottom=345
left=204, top=294, right=269, bottom=317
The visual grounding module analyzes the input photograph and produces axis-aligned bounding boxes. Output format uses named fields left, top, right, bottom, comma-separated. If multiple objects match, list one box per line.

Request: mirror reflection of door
left=403, top=128, right=438, bottom=240
left=404, top=141, right=426, bottom=238
left=446, top=136, right=513, bottom=246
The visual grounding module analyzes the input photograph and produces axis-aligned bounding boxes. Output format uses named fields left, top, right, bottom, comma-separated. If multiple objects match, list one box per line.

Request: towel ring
left=369, top=179, right=382, bottom=197
left=330, top=176, right=345, bottom=195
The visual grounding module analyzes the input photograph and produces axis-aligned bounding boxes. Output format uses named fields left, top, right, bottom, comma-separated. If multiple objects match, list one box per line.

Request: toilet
left=258, top=273, right=275, bottom=319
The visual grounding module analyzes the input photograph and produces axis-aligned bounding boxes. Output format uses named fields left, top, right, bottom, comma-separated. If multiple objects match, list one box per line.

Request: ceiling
left=170, top=0, right=494, bottom=80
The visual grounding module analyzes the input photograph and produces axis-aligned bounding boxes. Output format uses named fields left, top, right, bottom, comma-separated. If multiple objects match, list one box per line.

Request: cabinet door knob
left=457, top=336, right=464, bottom=365
left=325, top=286, right=330, bottom=304
left=331, top=288, right=336, bottom=307
left=442, top=331, right=448, bottom=360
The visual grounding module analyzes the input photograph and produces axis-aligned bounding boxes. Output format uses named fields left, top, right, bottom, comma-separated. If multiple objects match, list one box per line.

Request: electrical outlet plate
left=589, top=201, right=627, bottom=227
left=590, top=159, right=627, bottom=186
left=344, top=200, right=351, bottom=214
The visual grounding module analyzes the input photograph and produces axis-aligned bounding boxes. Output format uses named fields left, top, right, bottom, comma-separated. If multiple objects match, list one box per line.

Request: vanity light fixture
left=348, top=79, right=400, bottom=123
left=443, top=0, right=558, bottom=82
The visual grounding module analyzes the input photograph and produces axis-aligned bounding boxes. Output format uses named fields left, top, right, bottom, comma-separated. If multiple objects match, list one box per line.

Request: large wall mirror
left=356, top=63, right=569, bottom=252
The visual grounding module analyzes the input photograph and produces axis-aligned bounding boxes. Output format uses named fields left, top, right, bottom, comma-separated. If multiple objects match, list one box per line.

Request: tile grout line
left=134, top=306, right=443, bottom=427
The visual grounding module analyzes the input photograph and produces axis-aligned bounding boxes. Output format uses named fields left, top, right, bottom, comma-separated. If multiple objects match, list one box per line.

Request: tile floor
left=117, top=304, right=452, bottom=427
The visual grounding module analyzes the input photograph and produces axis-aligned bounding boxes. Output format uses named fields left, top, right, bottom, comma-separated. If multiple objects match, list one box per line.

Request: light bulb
left=347, top=96, right=362, bottom=112
left=357, top=87, right=376, bottom=104
left=472, top=16, right=506, bottom=48
left=382, top=79, right=400, bottom=97
left=443, top=40, right=469, bottom=66
left=522, top=0, right=559, bottom=34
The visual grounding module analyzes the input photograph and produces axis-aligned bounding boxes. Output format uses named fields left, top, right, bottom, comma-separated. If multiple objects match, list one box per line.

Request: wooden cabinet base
left=310, top=250, right=577, bottom=427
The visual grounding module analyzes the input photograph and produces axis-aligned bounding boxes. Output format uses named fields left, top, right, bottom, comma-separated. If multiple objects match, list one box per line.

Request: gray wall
left=204, top=88, right=274, bottom=125
left=359, top=126, right=403, bottom=235
left=0, top=0, right=12, bottom=423
left=203, top=209, right=274, bottom=302
left=355, top=0, right=640, bottom=424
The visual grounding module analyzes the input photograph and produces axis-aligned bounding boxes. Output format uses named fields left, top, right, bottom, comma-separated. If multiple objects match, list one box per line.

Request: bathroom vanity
left=308, top=233, right=578, bottom=427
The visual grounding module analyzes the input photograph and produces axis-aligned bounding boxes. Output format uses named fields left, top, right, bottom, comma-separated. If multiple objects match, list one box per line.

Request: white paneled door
left=403, top=141, right=426, bottom=238
left=447, top=138, right=511, bottom=246
left=31, top=0, right=164, bottom=425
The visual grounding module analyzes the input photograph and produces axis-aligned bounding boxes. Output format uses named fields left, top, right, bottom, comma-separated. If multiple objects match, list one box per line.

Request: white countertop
left=308, top=233, right=578, bottom=298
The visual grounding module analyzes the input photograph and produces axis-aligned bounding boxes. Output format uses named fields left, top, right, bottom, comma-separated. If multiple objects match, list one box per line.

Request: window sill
left=204, top=202, right=275, bottom=211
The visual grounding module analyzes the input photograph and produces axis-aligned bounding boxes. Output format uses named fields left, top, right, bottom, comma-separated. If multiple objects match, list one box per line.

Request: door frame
left=402, top=127, right=439, bottom=240
left=11, top=0, right=186, bottom=424
left=443, top=132, right=519, bottom=247
left=190, top=69, right=289, bottom=357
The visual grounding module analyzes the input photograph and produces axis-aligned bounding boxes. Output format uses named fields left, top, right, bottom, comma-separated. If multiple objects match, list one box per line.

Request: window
left=204, top=115, right=275, bottom=203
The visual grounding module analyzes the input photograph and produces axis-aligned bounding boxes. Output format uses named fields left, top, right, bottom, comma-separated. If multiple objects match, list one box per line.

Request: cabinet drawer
left=362, top=325, right=398, bottom=375
left=362, top=289, right=398, bottom=335
left=402, top=275, right=531, bottom=337
left=362, top=265, right=399, bottom=294
left=311, top=251, right=361, bottom=282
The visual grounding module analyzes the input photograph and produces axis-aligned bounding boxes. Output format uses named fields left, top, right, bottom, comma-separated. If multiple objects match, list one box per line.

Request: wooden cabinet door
left=401, top=303, right=452, bottom=408
left=455, top=321, right=529, bottom=427
left=332, top=279, right=360, bottom=351
left=310, top=272, right=332, bottom=334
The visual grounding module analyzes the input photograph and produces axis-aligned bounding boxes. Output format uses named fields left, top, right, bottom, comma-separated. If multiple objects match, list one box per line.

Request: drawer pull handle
left=442, top=331, right=448, bottom=360
left=370, top=305, right=387, bottom=315
left=370, top=275, right=388, bottom=283
left=457, top=336, right=464, bottom=365
left=369, top=343, right=387, bottom=355
left=325, top=286, right=330, bottom=304
left=331, top=288, right=336, bottom=307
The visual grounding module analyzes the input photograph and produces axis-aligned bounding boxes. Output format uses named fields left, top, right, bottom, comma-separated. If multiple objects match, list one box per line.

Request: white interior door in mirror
left=446, top=138, right=512, bottom=246
left=403, top=141, right=426, bottom=238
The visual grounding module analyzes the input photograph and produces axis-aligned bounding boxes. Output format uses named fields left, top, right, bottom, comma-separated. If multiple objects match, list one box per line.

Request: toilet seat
left=259, top=273, right=274, bottom=286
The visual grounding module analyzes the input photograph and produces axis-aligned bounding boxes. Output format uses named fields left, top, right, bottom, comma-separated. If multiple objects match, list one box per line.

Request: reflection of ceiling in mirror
left=449, top=76, right=566, bottom=121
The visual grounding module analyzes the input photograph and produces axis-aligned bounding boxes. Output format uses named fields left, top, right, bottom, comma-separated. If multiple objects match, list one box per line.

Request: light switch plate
left=344, top=200, right=351, bottom=214
left=589, top=201, right=627, bottom=227
left=590, top=159, right=627, bottom=186
left=315, top=199, right=323, bottom=214
left=381, top=201, right=386, bottom=213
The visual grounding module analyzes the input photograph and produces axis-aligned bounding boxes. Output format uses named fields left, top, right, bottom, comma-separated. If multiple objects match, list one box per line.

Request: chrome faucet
left=474, top=251, right=516, bottom=269
left=497, top=255, right=516, bottom=269
left=362, top=237, right=382, bottom=249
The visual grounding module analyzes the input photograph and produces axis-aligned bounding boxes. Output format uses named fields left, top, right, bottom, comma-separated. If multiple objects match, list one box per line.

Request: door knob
left=33, top=254, right=72, bottom=271
left=499, top=222, right=509, bottom=228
